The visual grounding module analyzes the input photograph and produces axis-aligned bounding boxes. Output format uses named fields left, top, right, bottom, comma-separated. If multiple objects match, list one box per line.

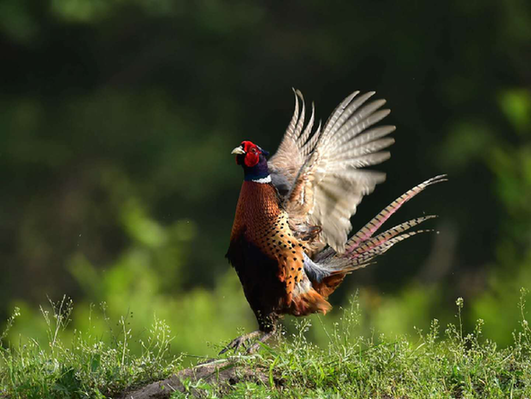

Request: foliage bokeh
left=1, top=0, right=530, bottom=356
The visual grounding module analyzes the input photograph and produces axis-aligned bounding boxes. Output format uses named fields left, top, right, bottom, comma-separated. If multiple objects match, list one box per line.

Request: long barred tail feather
left=344, top=228, right=436, bottom=267
left=346, top=174, right=447, bottom=252
left=312, top=175, right=447, bottom=272
left=349, top=215, right=438, bottom=256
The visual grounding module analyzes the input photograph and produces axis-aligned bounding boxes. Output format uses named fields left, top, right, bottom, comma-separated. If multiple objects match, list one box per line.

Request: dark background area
left=1, top=0, right=530, bottom=354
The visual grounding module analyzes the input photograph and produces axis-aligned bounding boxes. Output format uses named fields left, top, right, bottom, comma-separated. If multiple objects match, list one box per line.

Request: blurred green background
left=1, top=0, right=530, bottom=357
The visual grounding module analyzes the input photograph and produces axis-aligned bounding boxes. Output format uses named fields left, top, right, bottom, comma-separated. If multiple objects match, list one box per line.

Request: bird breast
left=231, top=181, right=308, bottom=302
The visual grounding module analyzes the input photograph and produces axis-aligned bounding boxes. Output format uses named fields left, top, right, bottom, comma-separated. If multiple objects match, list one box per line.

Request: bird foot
left=219, top=330, right=275, bottom=355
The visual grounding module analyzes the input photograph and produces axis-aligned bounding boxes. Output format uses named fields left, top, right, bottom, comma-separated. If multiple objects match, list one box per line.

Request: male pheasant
left=224, top=90, right=445, bottom=354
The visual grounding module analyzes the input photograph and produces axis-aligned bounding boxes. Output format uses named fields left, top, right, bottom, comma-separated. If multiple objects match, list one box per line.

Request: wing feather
left=323, top=92, right=374, bottom=140
left=293, top=90, right=306, bottom=139
left=299, top=102, right=315, bottom=148
left=332, top=126, right=396, bottom=157
left=269, top=90, right=395, bottom=252
left=328, top=138, right=395, bottom=163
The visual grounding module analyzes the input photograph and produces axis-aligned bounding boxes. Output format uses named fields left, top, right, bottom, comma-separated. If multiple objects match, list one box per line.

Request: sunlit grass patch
left=0, top=296, right=181, bottom=398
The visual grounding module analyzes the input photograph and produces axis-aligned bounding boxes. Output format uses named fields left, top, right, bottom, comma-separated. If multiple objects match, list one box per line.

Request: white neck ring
left=252, top=175, right=271, bottom=184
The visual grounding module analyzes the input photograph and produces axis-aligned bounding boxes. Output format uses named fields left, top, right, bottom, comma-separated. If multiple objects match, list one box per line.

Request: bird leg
left=246, top=330, right=276, bottom=354
left=219, top=330, right=261, bottom=355
left=219, top=325, right=277, bottom=355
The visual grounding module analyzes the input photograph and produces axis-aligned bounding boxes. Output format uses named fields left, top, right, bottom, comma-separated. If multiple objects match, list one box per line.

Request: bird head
left=231, top=141, right=270, bottom=181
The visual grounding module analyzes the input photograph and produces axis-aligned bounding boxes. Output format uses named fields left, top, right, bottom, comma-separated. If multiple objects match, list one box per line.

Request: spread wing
left=269, top=90, right=396, bottom=253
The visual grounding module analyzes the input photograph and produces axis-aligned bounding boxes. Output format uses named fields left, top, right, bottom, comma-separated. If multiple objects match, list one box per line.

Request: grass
left=0, top=297, right=181, bottom=398
left=2, top=292, right=531, bottom=398
left=219, top=295, right=531, bottom=398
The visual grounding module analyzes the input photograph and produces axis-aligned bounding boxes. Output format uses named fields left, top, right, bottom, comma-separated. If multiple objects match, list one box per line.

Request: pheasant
left=223, top=90, right=445, bottom=354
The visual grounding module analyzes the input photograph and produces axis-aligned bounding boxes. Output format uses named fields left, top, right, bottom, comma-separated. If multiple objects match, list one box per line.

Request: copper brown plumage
left=223, top=90, right=446, bottom=354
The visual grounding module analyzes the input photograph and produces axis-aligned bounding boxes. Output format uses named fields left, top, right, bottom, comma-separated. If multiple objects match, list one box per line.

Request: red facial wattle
left=241, top=141, right=261, bottom=167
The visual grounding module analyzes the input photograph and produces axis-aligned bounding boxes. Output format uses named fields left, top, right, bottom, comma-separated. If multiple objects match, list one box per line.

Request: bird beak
left=231, top=146, right=245, bottom=155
